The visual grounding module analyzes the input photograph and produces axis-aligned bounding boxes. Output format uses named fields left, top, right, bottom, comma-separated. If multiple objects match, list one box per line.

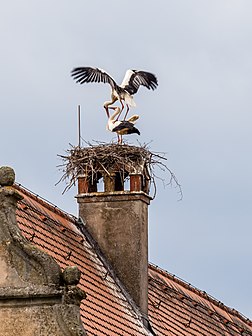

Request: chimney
left=76, top=145, right=152, bottom=315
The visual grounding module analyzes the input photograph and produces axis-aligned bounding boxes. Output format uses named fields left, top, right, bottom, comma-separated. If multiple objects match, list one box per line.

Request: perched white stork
left=106, top=106, right=140, bottom=144
left=71, top=67, right=158, bottom=119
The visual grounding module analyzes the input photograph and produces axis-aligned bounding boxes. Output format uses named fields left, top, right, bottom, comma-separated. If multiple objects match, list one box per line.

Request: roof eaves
left=149, top=263, right=252, bottom=334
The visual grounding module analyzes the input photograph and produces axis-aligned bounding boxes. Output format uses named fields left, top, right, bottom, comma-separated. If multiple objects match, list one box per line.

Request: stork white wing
left=120, top=70, right=135, bottom=87
left=122, top=70, right=158, bottom=95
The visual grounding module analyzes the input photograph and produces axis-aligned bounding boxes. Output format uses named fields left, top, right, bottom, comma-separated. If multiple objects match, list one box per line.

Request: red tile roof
left=148, top=264, right=252, bottom=335
left=15, top=184, right=252, bottom=336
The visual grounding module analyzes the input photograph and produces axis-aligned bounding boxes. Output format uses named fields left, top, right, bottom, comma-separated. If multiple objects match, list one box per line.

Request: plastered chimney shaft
left=77, top=175, right=151, bottom=315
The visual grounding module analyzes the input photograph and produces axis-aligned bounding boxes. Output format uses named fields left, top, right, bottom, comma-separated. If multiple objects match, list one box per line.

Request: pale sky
left=1, top=0, right=252, bottom=318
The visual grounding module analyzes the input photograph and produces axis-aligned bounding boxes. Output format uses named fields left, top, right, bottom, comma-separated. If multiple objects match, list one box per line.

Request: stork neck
left=103, top=95, right=117, bottom=108
left=109, top=109, right=120, bottom=121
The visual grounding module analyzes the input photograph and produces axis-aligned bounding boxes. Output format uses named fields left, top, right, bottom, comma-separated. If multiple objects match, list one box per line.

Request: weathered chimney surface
left=0, top=166, right=86, bottom=336
left=75, top=145, right=152, bottom=315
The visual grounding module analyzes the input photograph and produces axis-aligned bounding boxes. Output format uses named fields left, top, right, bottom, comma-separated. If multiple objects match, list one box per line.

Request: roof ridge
left=14, top=182, right=76, bottom=222
left=149, top=263, right=252, bottom=328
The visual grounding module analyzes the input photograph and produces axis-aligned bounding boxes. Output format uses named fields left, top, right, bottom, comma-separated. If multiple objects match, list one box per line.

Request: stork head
left=127, top=114, right=139, bottom=123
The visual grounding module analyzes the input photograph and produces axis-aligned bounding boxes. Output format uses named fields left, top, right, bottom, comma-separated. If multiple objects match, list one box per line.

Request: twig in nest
left=57, top=141, right=182, bottom=200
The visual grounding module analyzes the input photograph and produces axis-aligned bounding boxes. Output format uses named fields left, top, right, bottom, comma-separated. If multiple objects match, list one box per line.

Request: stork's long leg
left=123, top=104, right=130, bottom=120
left=116, top=100, right=124, bottom=121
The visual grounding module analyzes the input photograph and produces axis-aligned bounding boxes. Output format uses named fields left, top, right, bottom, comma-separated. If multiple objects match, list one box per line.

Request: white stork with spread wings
left=71, top=67, right=158, bottom=119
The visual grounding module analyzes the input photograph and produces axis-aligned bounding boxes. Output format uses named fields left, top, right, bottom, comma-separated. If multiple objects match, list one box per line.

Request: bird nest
left=57, top=142, right=182, bottom=199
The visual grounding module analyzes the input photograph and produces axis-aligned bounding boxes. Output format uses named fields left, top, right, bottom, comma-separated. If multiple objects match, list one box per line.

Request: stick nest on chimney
left=57, top=142, right=182, bottom=199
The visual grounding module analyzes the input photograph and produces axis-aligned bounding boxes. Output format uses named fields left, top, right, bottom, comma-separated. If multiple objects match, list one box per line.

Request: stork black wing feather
left=71, top=67, right=117, bottom=88
left=112, top=122, right=141, bottom=135
left=127, top=126, right=140, bottom=135
left=112, top=121, right=133, bottom=130
left=128, top=71, right=158, bottom=94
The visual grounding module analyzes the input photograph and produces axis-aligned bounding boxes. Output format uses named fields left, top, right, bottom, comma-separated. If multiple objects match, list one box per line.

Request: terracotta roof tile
left=148, top=264, right=252, bottom=335
left=15, top=184, right=252, bottom=336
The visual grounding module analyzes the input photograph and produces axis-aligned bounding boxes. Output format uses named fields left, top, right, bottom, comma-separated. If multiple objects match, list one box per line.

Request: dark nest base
left=57, top=142, right=182, bottom=199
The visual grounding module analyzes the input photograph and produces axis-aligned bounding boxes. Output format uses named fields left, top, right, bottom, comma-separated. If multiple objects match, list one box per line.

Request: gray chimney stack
left=76, top=150, right=152, bottom=315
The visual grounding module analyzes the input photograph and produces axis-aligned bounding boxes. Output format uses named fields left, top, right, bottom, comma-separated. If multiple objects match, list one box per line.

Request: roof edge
left=14, top=183, right=76, bottom=223
left=148, top=263, right=252, bottom=327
